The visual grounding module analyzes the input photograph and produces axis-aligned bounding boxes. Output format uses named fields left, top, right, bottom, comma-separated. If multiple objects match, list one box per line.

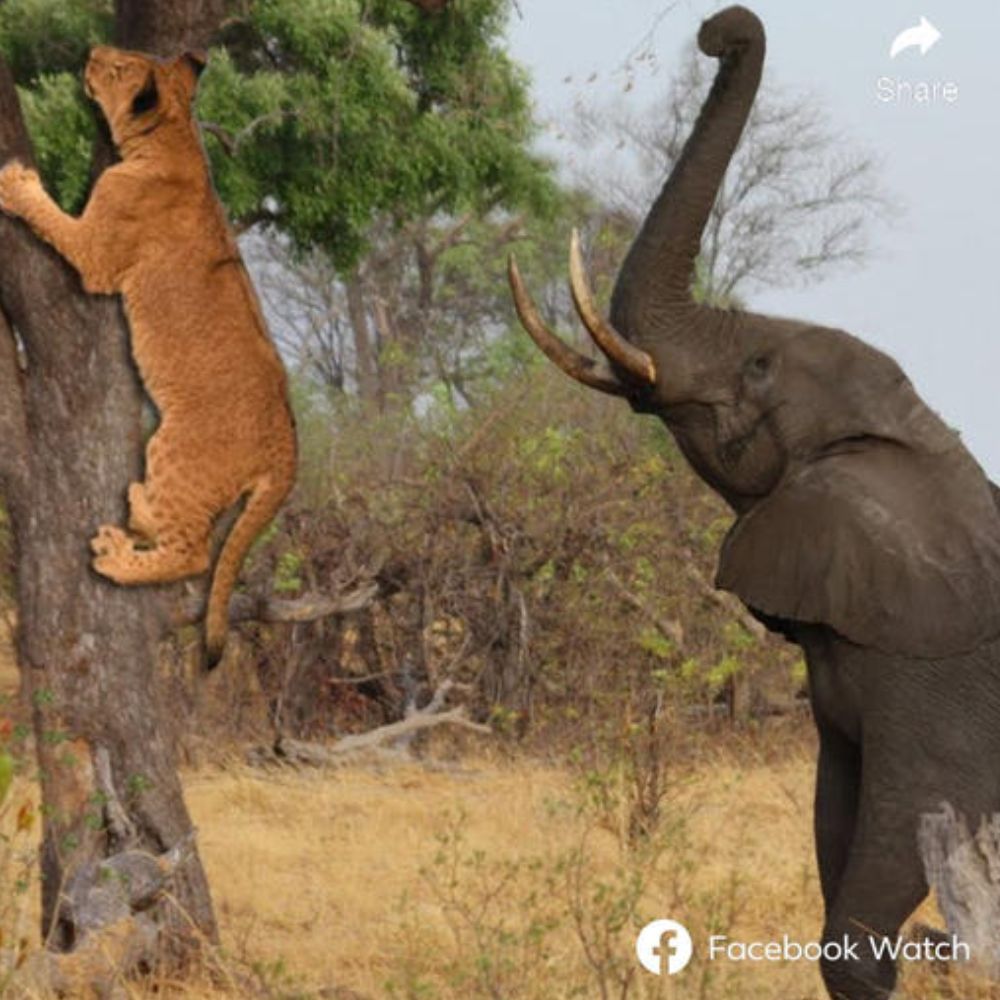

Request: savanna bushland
left=0, top=2, right=987, bottom=998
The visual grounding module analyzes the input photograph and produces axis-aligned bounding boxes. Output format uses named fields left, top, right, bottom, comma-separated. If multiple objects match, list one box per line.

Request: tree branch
left=171, top=581, right=379, bottom=628
left=200, top=111, right=290, bottom=158
left=0, top=58, right=34, bottom=166
left=604, top=567, right=687, bottom=652
left=114, top=0, right=228, bottom=52
left=678, top=548, right=767, bottom=641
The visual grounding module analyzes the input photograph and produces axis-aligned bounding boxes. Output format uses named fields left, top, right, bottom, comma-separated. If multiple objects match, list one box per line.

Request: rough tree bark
left=0, top=0, right=224, bottom=964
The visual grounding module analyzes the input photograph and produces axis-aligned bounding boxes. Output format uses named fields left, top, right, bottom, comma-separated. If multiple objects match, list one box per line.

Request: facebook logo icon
left=636, top=919, right=694, bottom=975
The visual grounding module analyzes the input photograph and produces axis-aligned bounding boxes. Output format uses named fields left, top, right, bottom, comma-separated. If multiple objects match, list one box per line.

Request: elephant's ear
left=716, top=442, right=1000, bottom=656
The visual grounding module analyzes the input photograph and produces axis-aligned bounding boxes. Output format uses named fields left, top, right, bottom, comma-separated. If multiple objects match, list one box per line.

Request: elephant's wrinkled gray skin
left=509, top=7, right=1000, bottom=999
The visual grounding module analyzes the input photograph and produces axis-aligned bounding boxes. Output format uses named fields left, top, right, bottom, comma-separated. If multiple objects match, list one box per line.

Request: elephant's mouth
left=716, top=401, right=780, bottom=460
left=712, top=401, right=787, bottom=500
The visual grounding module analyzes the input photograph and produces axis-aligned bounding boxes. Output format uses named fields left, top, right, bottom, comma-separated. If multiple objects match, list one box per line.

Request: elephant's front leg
left=814, top=722, right=861, bottom=910
left=819, top=785, right=929, bottom=1000
left=0, top=161, right=115, bottom=293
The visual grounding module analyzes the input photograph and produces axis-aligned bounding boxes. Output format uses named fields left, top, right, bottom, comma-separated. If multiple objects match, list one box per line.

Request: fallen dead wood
left=172, top=580, right=378, bottom=628
left=273, top=709, right=490, bottom=764
left=248, top=680, right=491, bottom=768
left=10, top=837, right=195, bottom=999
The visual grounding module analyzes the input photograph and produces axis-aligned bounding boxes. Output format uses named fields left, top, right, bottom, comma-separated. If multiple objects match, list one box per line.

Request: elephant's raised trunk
left=611, top=6, right=764, bottom=335
left=505, top=7, right=765, bottom=403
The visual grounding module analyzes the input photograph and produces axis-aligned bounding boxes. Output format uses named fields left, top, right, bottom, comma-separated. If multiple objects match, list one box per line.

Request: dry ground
left=0, top=637, right=993, bottom=999
left=184, top=747, right=824, bottom=999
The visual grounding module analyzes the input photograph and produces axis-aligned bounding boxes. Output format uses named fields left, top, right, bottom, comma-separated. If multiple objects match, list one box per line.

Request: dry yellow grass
left=0, top=609, right=992, bottom=1000
left=3, top=734, right=828, bottom=998
left=0, top=616, right=17, bottom=701
left=177, top=746, right=986, bottom=999
left=179, top=750, right=828, bottom=999
left=191, top=760, right=586, bottom=992
left=2, top=740, right=995, bottom=998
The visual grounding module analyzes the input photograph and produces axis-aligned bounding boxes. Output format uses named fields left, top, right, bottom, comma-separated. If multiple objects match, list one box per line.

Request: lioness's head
left=84, top=46, right=206, bottom=150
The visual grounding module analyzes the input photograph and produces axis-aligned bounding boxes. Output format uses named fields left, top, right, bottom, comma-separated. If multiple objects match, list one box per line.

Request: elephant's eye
left=746, top=353, right=772, bottom=379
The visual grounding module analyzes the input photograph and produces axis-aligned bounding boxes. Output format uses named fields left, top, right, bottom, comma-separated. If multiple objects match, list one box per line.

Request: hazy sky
left=507, top=2, right=1000, bottom=476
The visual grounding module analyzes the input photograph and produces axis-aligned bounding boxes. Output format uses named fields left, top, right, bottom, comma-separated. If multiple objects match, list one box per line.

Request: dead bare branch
left=249, top=686, right=490, bottom=768
left=604, top=567, right=686, bottom=652
left=570, top=45, right=890, bottom=301
left=172, top=581, right=379, bottom=628
left=200, top=110, right=290, bottom=158
left=247, top=672, right=490, bottom=768
left=286, top=708, right=489, bottom=757
left=678, top=548, right=767, bottom=641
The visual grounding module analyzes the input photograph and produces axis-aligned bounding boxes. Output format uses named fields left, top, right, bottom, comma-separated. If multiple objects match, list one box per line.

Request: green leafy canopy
left=0, top=0, right=557, bottom=269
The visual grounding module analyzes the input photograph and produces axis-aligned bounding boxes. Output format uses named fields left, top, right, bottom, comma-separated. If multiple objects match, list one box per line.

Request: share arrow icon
left=889, top=16, right=942, bottom=58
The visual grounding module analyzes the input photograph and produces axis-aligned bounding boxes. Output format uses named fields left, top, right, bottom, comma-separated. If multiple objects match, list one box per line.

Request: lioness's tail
left=204, top=476, right=289, bottom=669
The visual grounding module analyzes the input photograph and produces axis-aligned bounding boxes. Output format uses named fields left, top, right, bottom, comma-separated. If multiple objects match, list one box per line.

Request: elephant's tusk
left=507, top=253, right=629, bottom=397
left=568, top=229, right=657, bottom=385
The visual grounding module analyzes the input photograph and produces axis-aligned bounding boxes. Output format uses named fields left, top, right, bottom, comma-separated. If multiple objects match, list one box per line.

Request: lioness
left=0, top=47, right=297, bottom=667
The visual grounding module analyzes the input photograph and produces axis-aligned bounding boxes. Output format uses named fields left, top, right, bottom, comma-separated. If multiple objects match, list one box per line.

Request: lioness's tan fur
left=0, top=46, right=297, bottom=666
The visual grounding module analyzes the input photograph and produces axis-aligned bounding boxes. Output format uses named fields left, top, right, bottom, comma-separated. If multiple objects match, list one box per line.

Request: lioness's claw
left=90, top=524, right=129, bottom=557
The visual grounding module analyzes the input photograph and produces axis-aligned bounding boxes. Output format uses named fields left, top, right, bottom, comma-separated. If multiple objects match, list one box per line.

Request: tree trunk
left=114, top=0, right=228, bottom=52
left=345, top=273, right=382, bottom=407
left=0, top=0, right=224, bottom=964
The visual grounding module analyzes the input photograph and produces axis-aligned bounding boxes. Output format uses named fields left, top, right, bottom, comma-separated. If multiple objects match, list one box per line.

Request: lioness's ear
left=182, top=51, right=208, bottom=80
left=173, top=51, right=207, bottom=100
left=130, top=71, right=159, bottom=116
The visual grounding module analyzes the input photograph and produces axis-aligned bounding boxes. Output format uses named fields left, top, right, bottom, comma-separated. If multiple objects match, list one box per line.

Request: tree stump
left=918, top=802, right=1000, bottom=978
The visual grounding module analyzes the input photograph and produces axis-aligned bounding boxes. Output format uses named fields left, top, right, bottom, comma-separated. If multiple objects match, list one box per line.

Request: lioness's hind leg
left=127, top=482, right=157, bottom=540
left=90, top=521, right=210, bottom=585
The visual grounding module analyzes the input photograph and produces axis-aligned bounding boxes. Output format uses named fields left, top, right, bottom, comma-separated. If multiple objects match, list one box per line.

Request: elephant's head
left=510, top=5, right=1000, bottom=658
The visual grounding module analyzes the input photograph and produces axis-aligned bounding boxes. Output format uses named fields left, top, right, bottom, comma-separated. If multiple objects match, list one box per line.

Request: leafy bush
left=192, top=362, right=801, bottom=754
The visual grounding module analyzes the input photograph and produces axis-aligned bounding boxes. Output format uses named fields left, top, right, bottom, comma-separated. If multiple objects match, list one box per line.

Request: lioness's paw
left=90, top=523, right=130, bottom=557
left=0, top=161, right=41, bottom=214
left=91, top=525, right=136, bottom=582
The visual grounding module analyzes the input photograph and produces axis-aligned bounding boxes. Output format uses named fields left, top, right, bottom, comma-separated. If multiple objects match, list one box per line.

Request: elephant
left=508, top=6, right=1000, bottom=999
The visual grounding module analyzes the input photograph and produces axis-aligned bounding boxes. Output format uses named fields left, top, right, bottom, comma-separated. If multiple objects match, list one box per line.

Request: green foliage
left=17, top=72, right=95, bottom=211
left=1, top=0, right=557, bottom=269
left=0, top=0, right=111, bottom=83
left=706, top=653, right=739, bottom=692
left=194, top=47, right=290, bottom=219
left=226, top=365, right=802, bottom=753
left=636, top=627, right=673, bottom=660
left=0, top=752, right=12, bottom=807
left=225, top=0, right=555, bottom=266
left=790, top=657, right=807, bottom=686
left=273, top=549, right=305, bottom=594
